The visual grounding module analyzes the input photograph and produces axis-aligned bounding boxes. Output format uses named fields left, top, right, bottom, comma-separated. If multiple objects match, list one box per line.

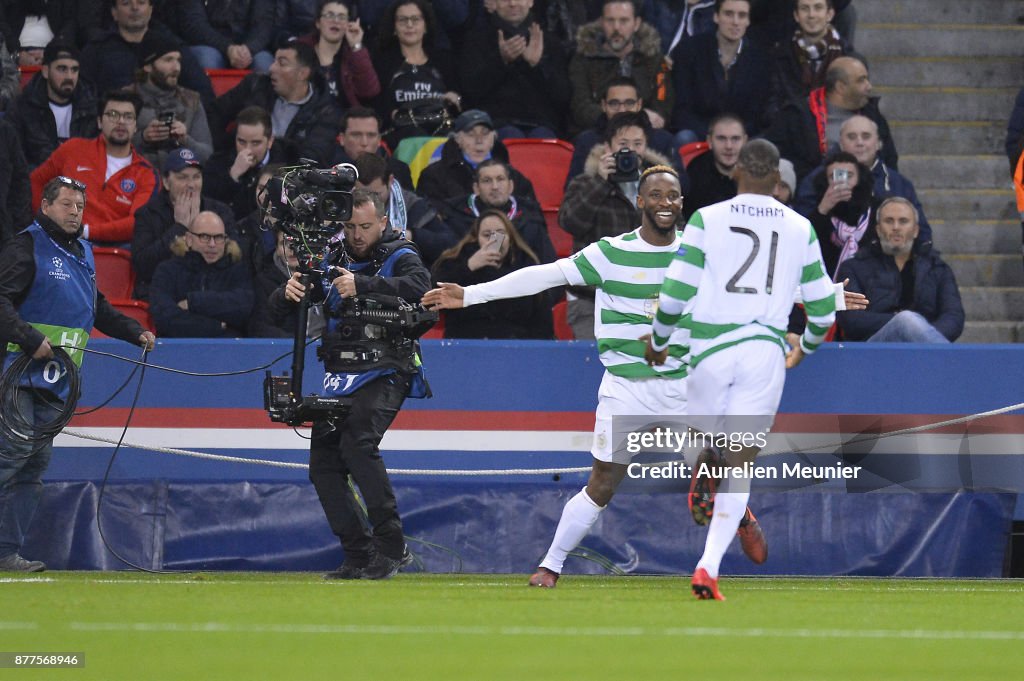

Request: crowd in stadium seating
left=0, top=0, right=965, bottom=343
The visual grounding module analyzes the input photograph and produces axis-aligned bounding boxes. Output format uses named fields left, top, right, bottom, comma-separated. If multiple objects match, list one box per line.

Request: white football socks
left=695, top=477, right=750, bottom=579
left=538, top=487, right=605, bottom=574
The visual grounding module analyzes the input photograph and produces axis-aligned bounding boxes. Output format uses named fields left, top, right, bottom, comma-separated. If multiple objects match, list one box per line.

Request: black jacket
left=440, top=194, right=555, bottom=265
left=202, top=147, right=285, bottom=220
left=249, top=258, right=293, bottom=338
left=210, top=73, right=343, bottom=165
left=458, top=12, right=570, bottom=135
left=6, top=72, right=99, bottom=170
left=566, top=123, right=687, bottom=191
left=329, top=146, right=414, bottom=191
left=0, top=117, right=32, bottom=244
left=79, top=25, right=215, bottom=106
left=178, top=0, right=276, bottom=55
left=764, top=92, right=898, bottom=182
left=836, top=240, right=965, bottom=342
left=417, top=137, right=537, bottom=207
left=808, top=166, right=878, bottom=279
left=683, top=150, right=737, bottom=220
left=0, top=0, right=88, bottom=51
left=767, top=31, right=849, bottom=114
left=0, top=214, right=144, bottom=356
left=432, top=248, right=553, bottom=340
left=393, top=189, right=458, bottom=269
left=131, top=191, right=235, bottom=300
left=149, top=245, right=255, bottom=337
left=669, top=31, right=773, bottom=137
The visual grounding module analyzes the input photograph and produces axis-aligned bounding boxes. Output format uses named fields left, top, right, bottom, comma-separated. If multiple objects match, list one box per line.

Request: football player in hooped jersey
left=0, top=176, right=156, bottom=572
left=423, top=166, right=770, bottom=587
left=647, top=139, right=838, bottom=600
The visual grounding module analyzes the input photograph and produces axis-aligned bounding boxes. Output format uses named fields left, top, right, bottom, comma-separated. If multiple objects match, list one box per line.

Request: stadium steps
left=857, top=24, right=1024, bottom=58
left=858, top=0, right=1024, bottom=25
left=873, top=57, right=1023, bottom=89
left=889, top=121, right=1006, bottom=157
left=945, top=255, right=1023, bottom=288
left=928, top=220, right=1019, bottom=255
left=856, top=0, right=1024, bottom=342
left=899, top=155, right=1009, bottom=190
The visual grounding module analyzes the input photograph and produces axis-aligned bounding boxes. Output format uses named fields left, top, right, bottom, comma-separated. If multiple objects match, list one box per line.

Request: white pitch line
left=61, top=621, right=1024, bottom=642
left=0, top=622, right=39, bottom=630
left=3, top=576, right=1023, bottom=593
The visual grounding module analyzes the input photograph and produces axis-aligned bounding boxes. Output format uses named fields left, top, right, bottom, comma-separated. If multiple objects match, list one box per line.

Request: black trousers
left=309, top=372, right=411, bottom=563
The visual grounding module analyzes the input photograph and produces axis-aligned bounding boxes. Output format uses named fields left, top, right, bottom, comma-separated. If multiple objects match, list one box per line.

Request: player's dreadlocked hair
left=638, top=165, right=679, bottom=190
left=736, top=140, right=780, bottom=179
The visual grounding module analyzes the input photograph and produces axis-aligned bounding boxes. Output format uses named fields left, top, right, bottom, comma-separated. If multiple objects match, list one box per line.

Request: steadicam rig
left=260, top=160, right=359, bottom=426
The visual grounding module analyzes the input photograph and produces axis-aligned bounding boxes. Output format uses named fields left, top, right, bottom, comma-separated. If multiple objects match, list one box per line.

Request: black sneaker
left=362, top=546, right=412, bottom=580
left=323, top=560, right=367, bottom=580
left=0, top=553, right=46, bottom=572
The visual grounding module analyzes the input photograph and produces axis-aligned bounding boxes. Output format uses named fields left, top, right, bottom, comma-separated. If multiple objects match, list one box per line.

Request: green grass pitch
left=3, top=572, right=1023, bottom=680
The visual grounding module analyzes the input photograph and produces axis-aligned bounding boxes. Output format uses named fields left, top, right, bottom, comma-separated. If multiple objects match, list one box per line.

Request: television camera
left=260, top=162, right=436, bottom=426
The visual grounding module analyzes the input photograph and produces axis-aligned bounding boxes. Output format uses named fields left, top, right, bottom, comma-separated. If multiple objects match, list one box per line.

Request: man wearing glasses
left=567, top=0, right=673, bottom=136
left=148, top=211, right=255, bottom=337
left=131, top=148, right=235, bottom=300
left=0, top=176, right=156, bottom=572
left=564, top=75, right=687, bottom=189
left=30, top=91, right=159, bottom=244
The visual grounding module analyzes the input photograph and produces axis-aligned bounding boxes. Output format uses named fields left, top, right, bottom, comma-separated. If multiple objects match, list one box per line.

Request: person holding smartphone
left=128, top=34, right=214, bottom=170
left=807, top=149, right=875, bottom=278
left=430, top=210, right=552, bottom=339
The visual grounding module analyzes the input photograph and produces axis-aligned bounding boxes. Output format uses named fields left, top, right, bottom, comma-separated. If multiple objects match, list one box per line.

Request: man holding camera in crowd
left=268, top=188, right=432, bottom=580
left=559, top=111, right=672, bottom=339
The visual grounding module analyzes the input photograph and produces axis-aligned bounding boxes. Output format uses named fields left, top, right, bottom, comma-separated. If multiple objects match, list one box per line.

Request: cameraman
left=269, top=188, right=432, bottom=580
left=559, top=111, right=673, bottom=339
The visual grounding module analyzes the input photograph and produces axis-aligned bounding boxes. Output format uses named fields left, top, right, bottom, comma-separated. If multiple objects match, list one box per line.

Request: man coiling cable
left=0, top=176, right=156, bottom=573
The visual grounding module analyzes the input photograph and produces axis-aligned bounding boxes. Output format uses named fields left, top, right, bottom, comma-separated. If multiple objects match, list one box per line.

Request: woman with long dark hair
left=809, top=150, right=877, bottom=279
left=297, top=0, right=381, bottom=107
left=372, top=0, right=460, bottom=148
left=432, top=210, right=552, bottom=339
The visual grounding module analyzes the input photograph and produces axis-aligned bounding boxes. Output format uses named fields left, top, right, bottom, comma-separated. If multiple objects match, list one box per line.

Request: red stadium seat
left=19, top=65, right=40, bottom=90
left=92, top=300, right=154, bottom=338
left=679, top=141, right=710, bottom=168
left=544, top=209, right=572, bottom=259
left=206, top=68, right=250, bottom=96
left=92, top=247, right=136, bottom=300
left=502, top=139, right=574, bottom=210
left=552, top=300, right=573, bottom=340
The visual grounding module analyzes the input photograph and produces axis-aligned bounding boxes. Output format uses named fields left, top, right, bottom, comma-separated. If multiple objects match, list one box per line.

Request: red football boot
left=528, top=567, right=559, bottom=588
left=737, top=507, right=768, bottom=564
left=691, top=567, right=725, bottom=601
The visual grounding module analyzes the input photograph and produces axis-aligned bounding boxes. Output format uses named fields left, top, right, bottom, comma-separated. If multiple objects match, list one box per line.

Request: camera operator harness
left=261, top=161, right=436, bottom=426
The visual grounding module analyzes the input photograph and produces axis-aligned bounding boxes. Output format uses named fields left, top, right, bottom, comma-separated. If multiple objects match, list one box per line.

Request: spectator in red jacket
left=30, top=90, right=159, bottom=243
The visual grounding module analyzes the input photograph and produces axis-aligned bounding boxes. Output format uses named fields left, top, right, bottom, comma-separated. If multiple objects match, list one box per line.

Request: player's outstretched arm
left=423, top=283, right=466, bottom=310
left=425, top=261, right=571, bottom=311
left=840, top=278, right=869, bottom=310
